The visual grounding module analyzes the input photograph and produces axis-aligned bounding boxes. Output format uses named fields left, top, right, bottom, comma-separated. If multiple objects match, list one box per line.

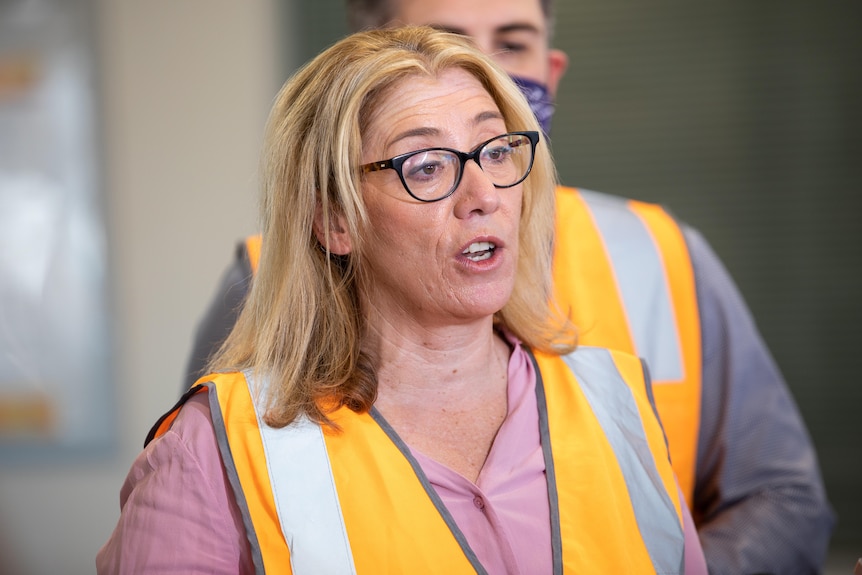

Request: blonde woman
left=98, top=27, right=705, bottom=574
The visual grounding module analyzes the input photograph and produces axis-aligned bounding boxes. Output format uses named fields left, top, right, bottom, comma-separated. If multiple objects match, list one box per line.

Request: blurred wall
left=552, top=2, right=862, bottom=551
left=0, top=0, right=283, bottom=573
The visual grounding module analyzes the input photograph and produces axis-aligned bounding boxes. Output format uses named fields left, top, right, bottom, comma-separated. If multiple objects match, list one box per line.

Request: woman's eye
left=404, top=151, right=453, bottom=181
left=407, top=161, right=441, bottom=179
left=484, top=146, right=512, bottom=163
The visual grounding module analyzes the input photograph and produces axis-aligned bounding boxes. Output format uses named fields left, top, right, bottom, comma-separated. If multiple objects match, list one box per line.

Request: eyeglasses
left=360, top=131, right=539, bottom=203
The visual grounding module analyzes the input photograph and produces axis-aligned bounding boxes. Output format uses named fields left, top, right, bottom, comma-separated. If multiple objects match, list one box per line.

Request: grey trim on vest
left=640, top=359, right=673, bottom=457
left=369, top=408, right=487, bottom=575
left=579, top=190, right=684, bottom=384
left=527, top=350, right=564, bottom=575
left=205, top=381, right=267, bottom=575
left=560, top=347, right=685, bottom=575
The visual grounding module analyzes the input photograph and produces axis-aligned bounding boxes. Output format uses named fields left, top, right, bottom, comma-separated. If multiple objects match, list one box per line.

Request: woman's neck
left=366, top=315, right=505, bottom=399
left=366, top=317, right=511, bottom=482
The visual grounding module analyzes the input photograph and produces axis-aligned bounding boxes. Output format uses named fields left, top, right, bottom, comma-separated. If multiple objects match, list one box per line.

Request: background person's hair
left=346, top=0, right=555, bottom=35
left=209, top=26, right=575, bottom=428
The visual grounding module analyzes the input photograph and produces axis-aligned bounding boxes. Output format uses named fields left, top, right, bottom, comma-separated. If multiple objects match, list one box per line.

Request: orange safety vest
left=151, top=347, right=684, bottom=574
left=242, top=186, right=702, bottom=505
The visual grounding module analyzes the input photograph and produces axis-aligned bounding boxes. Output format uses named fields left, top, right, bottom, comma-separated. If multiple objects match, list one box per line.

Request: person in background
left=98, top=26, right=707, bottom=573
left=184, top=1, right=835, bottom=573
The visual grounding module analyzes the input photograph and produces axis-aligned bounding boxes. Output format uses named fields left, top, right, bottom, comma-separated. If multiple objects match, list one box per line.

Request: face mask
left=511, top=75, right=555, bottom=135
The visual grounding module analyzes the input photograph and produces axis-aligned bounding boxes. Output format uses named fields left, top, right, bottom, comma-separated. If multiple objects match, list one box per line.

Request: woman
left=98, top=26, right=705, bottom=574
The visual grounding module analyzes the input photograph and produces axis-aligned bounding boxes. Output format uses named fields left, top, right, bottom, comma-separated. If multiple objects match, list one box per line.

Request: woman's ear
left=313, top=201, right=353, bottom=255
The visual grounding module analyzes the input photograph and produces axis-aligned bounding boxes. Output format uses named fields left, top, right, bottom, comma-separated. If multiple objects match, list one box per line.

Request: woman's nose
left=453, top=161, right=501, bottom=219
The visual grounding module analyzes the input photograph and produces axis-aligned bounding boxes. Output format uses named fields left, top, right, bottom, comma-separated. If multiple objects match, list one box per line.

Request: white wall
left=0, top=1, right=284, bottom=573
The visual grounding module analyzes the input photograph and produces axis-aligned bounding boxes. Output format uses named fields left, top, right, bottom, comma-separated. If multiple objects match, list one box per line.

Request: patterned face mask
left=511, top=75, right=555, bottom=135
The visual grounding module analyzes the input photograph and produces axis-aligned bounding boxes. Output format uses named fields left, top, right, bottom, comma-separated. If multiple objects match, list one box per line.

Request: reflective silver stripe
left=246, top=372, right=357, bottom=575
left=580, top=190, right=683, bottom=383
left=560, top=347, right=684, bottom=574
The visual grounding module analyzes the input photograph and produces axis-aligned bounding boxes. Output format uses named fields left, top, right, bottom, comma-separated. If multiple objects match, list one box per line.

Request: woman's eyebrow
left=474, top=111, right=505, bottom=125
left=387, top=126, right=441, bottom=148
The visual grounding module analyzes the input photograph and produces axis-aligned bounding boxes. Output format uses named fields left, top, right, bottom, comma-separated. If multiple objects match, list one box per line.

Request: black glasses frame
left=360, top=131, right=540, bottom=203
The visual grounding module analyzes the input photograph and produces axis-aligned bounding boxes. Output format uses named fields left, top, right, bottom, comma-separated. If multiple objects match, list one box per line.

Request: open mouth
left=463, top=241, right=496, bottom=262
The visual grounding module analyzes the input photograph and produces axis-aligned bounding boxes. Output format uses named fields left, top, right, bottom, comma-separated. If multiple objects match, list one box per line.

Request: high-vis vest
left=150, top=347, right=685, bottom=575
left=241, top=186, right=702, bottom=505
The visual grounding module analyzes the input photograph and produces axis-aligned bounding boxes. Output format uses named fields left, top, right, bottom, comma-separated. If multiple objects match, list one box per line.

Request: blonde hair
left=210, top=26, right=575, bottom=427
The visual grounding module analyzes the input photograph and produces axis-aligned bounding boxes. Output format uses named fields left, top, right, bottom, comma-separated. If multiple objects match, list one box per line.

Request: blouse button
left=472, top=496, right=485, bottom=510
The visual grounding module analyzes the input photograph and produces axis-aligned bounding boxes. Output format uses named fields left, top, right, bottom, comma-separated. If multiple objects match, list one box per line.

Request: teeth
left=463, top=241, right=495, bottom=261
left=463, top=241, right=495, bottom=254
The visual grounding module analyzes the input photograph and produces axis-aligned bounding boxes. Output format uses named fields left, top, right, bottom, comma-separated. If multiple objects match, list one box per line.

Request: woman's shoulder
left=97, top=392, right=252, bottom=573
left=125, top=392, right=227, bottom=508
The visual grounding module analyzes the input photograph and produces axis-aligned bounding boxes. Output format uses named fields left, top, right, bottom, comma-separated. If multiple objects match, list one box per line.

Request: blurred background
left=0, top=0, right=858, bottom=573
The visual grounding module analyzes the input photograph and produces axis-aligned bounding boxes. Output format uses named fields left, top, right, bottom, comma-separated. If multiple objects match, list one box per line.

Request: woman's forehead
left=362, top=69, right=503, bottom=148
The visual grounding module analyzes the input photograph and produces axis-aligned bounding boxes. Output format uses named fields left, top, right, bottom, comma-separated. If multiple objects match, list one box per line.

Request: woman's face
left=357, top=68, right=523, bottom=328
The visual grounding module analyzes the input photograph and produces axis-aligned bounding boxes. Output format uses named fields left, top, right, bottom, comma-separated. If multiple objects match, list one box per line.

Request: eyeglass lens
left=401, top=133, right=533, bottom=201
